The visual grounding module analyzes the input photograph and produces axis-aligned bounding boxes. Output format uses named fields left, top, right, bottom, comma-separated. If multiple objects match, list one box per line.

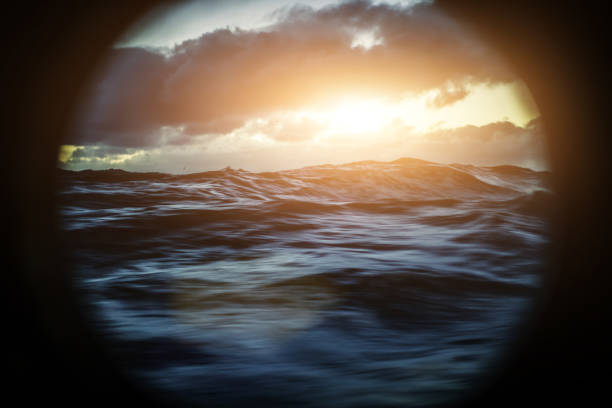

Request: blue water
left=58, top=158, right=551, bottom=407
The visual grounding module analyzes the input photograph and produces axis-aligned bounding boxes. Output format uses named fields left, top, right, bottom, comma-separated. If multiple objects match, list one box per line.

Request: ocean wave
left=58, top=158, right=551, bottom=407
left=59, top=157, right=551, bottom=209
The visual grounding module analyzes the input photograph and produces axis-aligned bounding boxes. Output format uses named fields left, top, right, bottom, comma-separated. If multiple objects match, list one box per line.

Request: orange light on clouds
left=60, top=0, right=546, bottom=173
left=256, top=81, right=538, bottom=141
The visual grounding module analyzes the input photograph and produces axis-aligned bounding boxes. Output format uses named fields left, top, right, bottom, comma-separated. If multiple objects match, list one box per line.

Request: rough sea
left=58, top=157, right=552, bottom=407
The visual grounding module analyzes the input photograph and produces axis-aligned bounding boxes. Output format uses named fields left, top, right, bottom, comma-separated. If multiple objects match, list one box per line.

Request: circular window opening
left=57, top=1, right=552, bottom=407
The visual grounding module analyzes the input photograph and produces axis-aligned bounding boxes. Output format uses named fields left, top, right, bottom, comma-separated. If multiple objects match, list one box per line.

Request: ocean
left=58, top=157, right=551, bottom=407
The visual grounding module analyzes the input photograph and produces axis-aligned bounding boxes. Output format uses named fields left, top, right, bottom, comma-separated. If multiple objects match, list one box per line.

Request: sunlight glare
left=323, top=99, right=393, bottom=135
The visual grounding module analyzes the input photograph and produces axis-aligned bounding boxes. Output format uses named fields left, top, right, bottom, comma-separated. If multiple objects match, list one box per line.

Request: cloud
left=69, top=145, right=126, bottom=159
left=64, top=145, right=146, bottom=164
left=406, top=118, right=549, bottom=169
left=69, top=0, right=515, bottom=149
left=235, top=115, right=326, bottom=142
left=182, top=117, right=247, bottom=135
left=426, top=84, right=470, bottom=108
left=62, top=116, right=548, bottom=173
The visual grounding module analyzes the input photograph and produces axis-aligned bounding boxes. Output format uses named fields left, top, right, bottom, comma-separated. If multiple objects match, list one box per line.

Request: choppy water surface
left=58, top=158, right=552, bottom=407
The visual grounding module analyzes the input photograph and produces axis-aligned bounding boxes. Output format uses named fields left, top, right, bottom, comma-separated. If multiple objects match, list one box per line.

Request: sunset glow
left=61, top=0, right=546, bottom=173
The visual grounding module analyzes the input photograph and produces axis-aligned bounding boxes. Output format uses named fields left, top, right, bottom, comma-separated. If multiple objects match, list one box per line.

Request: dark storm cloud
left=71, top=0, right=514, bottom=148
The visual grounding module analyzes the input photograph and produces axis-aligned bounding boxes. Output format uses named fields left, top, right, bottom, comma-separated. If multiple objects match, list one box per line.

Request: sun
left=323, top=98, right=393, bottom=135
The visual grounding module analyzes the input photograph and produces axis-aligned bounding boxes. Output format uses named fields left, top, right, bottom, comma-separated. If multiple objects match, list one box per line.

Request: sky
left=60, top=0, right=547, bottom=173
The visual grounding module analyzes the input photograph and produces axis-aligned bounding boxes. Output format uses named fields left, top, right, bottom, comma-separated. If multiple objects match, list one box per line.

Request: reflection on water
left=59, top=158, right=551, bottom=407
